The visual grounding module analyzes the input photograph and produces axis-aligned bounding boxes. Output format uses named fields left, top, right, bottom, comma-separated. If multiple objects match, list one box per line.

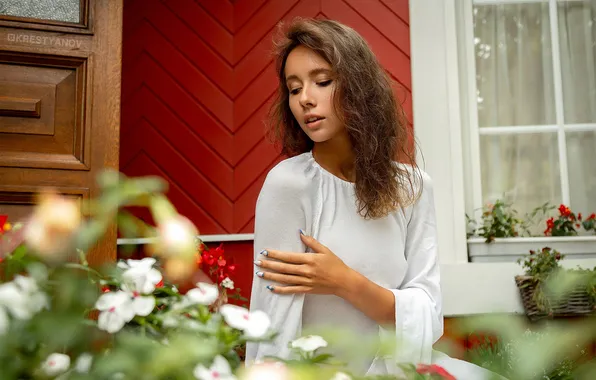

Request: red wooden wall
left=120, top=0, right=412, bottom=300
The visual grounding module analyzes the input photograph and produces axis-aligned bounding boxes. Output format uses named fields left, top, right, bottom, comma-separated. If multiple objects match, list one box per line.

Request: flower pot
left=515, top=275, right=596, bottom=321
left=468, top=236, right=596, bottom=263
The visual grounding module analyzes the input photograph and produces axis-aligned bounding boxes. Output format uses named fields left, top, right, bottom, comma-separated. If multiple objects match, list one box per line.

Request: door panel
left=0, top=0, right=122, bottom=266
left=0, top=0, right=82, bottom=24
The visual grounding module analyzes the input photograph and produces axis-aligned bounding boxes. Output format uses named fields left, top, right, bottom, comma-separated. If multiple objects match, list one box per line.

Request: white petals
left=131, top=295, right=155, bottom=316
left=95, top=291, right=135, bottom=333
left=219, top=305, right=270, bottom=338
left=290, top=335, right=328, bottom=353
left=117, top=257, right=156, bottom=270
left=185, top=283, right=219, bottom=306
left=221, top=277, right=234, bottom=290
left=74, top=353, right=93, bottom=373
left=193, top=355, right=236, bottom=380
left=0, top=277, right=47, bottom=320
left=41, top=353, right=70, bottom=376
left=119, top=258, right=163, bottom=295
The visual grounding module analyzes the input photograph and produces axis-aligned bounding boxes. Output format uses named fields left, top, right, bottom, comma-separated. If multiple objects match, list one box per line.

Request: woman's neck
left=312, top=133, right=355, bottom=183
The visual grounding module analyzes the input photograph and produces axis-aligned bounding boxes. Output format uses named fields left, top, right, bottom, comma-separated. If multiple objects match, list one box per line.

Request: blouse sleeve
left=244, top=164, right=309, bottom=364
left=386, top=170, right=443, bottom=366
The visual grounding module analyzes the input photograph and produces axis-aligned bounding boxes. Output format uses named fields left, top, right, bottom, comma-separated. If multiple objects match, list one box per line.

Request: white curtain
left=473, top=0, right=596, bottom=228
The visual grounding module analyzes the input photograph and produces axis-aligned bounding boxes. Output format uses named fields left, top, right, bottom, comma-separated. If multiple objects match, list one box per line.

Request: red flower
left=416, top=364, right=456, bottom=380
left=156, top=279, right=164, bottom=288
left=589, top=213, right=596, bottom=220
left=101, top=286, right=110, bottom=293
left=201, top=250, right=216, bottom=266
left=578, top=213, right=583, bottom=221
left=558, top=204, right=571, bottom=217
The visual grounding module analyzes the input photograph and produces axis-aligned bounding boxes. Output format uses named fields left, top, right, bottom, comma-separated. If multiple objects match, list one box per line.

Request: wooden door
left=0, top=0, right=122, bottom=266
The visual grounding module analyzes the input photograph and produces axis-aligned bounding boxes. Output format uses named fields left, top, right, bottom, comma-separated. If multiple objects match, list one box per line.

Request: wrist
left=335, top=267, right=363, bottom=300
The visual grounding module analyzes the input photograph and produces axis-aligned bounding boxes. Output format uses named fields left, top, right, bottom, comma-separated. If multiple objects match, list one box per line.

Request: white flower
left=221, top=277, right=234, bottom=290
left=74, top=353, right=93, bottom=373
left=243, top=362, right=289, bottom=380
left=95, top=291, right=135, bottom=333
left=13, top=275, right=48, bottom=314
left=185, top=283, right=219, bottom=306
left=0, top=277, right=48, bottom=320
left=41, top=353, right=70, bottom=376
left=290, top=335, right=328, bottom=353
left=0, top=282, right=30, bottom=320
left=219, top=305, right=270, bottom=338
left=118, top=258, right=163, bottom=294
left=330, top=372, right=352, bottom=380
left=194, top=355, right=236, bottom=380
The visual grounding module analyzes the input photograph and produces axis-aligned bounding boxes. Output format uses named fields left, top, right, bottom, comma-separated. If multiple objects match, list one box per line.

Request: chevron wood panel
left=121, top=0, right=412, bottom=239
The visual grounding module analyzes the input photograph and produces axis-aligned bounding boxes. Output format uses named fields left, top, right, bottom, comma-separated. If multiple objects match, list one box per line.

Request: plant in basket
left=516, top=247, right=596, bottom=319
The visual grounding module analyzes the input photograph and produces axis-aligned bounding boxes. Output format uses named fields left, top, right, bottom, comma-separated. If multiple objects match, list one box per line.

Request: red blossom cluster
left=416, top=364, right=456, bottom=380
left=198, top=243, right=236, bottom=286
left=544, top=204, right=582, bottom=236
left=0, top=215, right=11, bottom=234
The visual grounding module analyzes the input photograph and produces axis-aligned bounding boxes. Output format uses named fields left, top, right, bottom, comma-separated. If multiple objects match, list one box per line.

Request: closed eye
left=289, top=88, right=301, bottom=95
left=317, top=80, right=332, bottom=87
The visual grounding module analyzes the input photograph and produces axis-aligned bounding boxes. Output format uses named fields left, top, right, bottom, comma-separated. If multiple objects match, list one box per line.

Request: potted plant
left=514, top=247, right=596, bottom=321
left=467, top=202, right=596, bottom=263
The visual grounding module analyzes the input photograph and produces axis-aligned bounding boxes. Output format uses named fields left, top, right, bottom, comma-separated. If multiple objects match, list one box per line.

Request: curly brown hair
left=268, top=18, right=421, bottom=219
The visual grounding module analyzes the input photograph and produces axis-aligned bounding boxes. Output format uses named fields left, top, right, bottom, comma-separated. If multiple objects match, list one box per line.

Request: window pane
left=474, top=4, right=556, bottom=127
left=0, top=0, right=80, bottom=24
left=480, top=133, right=561, bottom=219
left=559, top=1, right=596, bottom=124
left=567, top=130, right=596, bottom=214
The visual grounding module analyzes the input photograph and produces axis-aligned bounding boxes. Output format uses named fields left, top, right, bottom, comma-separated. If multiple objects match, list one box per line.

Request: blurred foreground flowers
left=0, top=170, right=595, bottom=379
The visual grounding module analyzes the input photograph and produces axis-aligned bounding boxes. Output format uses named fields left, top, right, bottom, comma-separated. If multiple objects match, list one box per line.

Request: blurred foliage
left=1, top=170, right=596, bottom=379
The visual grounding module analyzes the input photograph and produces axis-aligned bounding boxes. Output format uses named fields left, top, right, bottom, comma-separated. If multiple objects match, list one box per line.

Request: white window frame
left=409, top=0, right=596, bottom=316
left=462, top=0, right=596, bottom=219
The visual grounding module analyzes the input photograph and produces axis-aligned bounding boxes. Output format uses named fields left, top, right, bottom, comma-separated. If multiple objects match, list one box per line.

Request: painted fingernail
left=256, top=271, right=264, bottom=278
left=260, top=250, right=268, bottom=256
left=254, top=260, right=262, bottom=266
left=266, top=285, right=274, bottom=291
left=299, top=229, right=305, bottom=236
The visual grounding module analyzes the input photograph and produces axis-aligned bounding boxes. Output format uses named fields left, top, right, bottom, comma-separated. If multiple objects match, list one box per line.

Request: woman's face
left=284, top=45, right=345, bottom=144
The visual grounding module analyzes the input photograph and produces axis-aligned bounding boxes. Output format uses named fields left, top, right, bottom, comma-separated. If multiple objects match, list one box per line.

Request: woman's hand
left=254, top=232, right=352, bottom=295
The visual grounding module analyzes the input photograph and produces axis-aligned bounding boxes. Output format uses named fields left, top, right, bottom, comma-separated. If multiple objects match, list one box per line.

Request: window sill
left=467, top=236, right=596, bottom=263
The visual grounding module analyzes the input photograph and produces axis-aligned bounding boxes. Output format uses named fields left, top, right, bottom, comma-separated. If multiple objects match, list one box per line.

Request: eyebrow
left=285, top=68, right=333, bottom=83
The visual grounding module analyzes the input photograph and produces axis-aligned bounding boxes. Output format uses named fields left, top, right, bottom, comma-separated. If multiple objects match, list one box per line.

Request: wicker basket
left=515, top=275, right=596, bottom=321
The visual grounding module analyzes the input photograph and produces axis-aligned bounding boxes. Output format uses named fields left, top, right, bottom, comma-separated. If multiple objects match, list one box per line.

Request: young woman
left=246, top=18, right=498, bottom=379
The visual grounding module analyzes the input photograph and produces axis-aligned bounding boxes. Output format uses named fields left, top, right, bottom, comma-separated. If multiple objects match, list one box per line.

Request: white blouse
left=245, top=152, right=495, bottom=378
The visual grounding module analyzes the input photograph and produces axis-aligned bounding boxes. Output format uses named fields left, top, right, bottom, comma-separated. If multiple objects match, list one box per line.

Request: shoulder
left=393, top=163, right=434, bottom=216
left=260, top=153, right=313, bottom=196
left=394, top=163, right=433, bottom=197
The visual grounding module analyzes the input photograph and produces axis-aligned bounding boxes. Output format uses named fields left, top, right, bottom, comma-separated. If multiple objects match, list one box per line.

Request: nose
left=298, top=85, right=316, bottom=108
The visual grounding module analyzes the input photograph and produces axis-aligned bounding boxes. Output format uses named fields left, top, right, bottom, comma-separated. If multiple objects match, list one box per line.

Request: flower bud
left=152, top=215, right=198, bottom=259
left=164, top=256, right=197, bottom=282
left=24, top=193, right=81, bottom=261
